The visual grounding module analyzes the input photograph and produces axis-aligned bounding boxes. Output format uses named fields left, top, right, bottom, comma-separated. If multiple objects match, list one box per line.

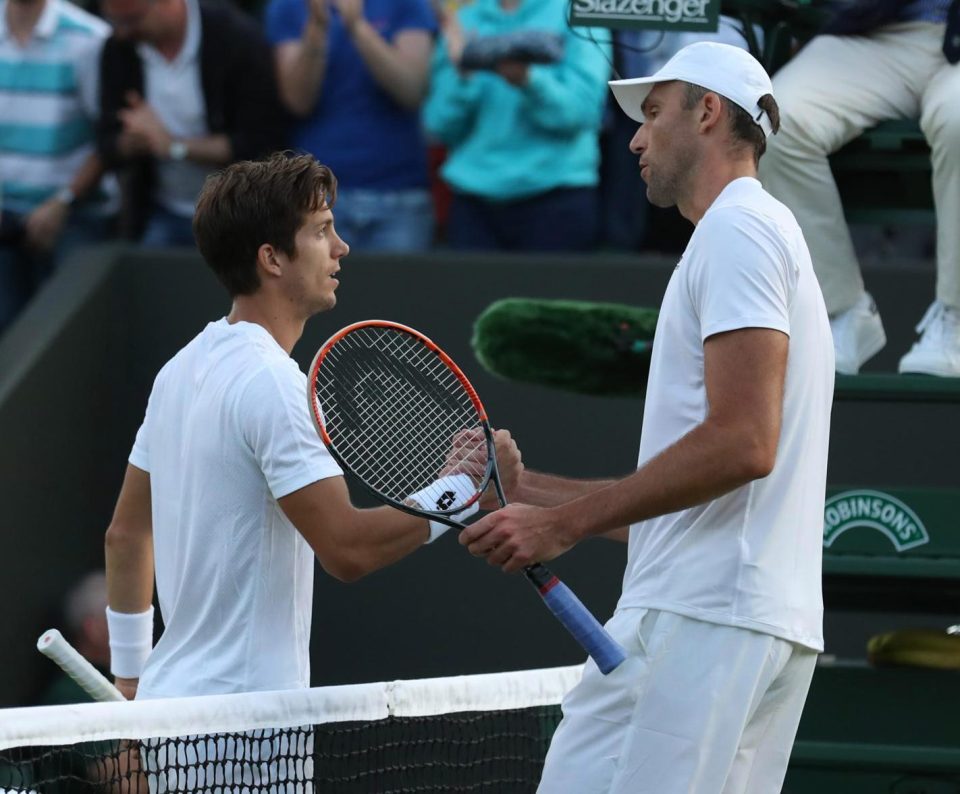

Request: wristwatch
left=168, top=140, right=188, bottom=162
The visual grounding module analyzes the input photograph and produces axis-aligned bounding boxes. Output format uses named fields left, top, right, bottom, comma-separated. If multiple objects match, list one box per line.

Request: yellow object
left=867, top=628, right=960, bottom=670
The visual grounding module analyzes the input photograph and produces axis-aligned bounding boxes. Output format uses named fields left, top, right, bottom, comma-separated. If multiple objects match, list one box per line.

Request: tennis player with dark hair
left=461, top=43, right=834, bottom=793
left=104, top=152, right=520, bottom=701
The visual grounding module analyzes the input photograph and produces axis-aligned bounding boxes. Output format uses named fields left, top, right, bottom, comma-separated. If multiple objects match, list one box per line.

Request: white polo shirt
left=619, top=177, right=834, bottom=652
left=130, top=319, right=342, bottom=698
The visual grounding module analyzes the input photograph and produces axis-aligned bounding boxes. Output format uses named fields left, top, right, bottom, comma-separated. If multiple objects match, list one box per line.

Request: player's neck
left=227, top=299, right=305, bottom=355
left=678, top=155, right=757, bottom=225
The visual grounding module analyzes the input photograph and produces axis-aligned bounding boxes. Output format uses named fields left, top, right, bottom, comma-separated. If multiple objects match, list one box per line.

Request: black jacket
left=98, top=0, right=287, bottom=238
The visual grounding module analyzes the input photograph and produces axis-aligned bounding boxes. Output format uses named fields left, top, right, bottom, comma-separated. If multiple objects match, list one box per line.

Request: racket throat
left=524, top=563, right=559, bottom=595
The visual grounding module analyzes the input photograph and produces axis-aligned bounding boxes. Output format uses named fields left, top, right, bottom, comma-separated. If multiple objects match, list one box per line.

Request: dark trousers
left=447, top=186, right=599, bottom=252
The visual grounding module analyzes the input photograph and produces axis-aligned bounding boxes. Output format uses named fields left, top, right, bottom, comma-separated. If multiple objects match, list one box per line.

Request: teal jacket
left=423, top=0, right=611, bottom=201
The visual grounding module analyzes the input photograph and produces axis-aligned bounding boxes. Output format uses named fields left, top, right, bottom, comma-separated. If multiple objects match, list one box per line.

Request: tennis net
left=0, top=664, right=582, bottom=793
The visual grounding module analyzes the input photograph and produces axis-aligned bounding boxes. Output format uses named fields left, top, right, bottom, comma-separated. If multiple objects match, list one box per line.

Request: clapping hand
left=330, top=0, right=363, bottom=32
left=496, top=59, right=529, bottom=87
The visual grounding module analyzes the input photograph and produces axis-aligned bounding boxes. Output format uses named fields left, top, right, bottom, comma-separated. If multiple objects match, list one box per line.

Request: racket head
left=307, top=320, right=495, bottom=521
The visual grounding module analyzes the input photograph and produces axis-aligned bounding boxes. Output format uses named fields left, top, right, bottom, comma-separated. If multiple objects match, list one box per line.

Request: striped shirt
left=0, top=0, right=108, bottom=214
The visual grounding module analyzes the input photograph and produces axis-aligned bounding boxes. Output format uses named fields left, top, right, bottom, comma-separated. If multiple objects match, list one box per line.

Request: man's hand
left=118, top=91, right=173, bottom=159
left=441, top=9, right=467, bottom=68
left=459, top=503, right=573, bottom=573
left=307, top=0, right=329, bottom=28
left=496, top=59, right=529, bottom=87
left=488, top=428, right=522, bottom=508
left=331, top=0, right=363, bottom=32
left=114, top=676, right=139, bottom=700
left=440, top=428, right=523, bottom=510
left=24, top=197, right=70, bottom=251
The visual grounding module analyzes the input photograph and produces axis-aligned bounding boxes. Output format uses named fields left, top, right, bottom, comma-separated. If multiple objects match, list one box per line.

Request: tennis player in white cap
left=461, top=42, right=835, bottom=793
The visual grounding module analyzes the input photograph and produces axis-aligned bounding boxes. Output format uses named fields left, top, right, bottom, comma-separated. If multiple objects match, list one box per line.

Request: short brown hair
left=682, top=83, right=780, bottom=165
left=193, top=153, right=337, bottom=296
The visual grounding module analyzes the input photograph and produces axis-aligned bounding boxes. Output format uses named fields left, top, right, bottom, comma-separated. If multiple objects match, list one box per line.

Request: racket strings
left=314, top=327, right=485, bottom=506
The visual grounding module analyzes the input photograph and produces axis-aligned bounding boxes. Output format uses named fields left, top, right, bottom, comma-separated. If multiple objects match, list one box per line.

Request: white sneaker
left=898, top=301, right=960, bottom=377
left=830, top=292, right=887, bottom=375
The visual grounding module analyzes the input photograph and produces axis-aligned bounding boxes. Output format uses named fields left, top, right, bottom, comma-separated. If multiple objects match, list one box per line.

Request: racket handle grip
left=37, top=629, right=126, bottom=702
left=524, top=565, right=627, bottom=675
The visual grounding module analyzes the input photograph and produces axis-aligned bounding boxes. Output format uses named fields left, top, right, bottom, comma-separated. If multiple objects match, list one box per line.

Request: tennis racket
left=37, top=629, right=125, bottom=701
left=307, top=320, right=626, bottom=675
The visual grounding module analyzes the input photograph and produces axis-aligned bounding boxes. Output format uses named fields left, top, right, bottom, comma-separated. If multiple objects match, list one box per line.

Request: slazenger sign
left=569, top=0, right=720, bottom=31
left=823, top=490, right=930, bottom=551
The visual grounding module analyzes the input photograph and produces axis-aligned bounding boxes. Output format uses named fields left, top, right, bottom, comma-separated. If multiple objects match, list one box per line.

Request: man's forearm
left=177, top=134, right=232, bottom=167
left=278, top=27, right=329, bottom=116
left=105, top=526, right=154, bottom=613
left=349, top=21, right=427, bottom=109
left=557, top=419, right=772, bottom=544
left=68, top=152, right=105, bottom=199
left=514, top=470, right=618, bottom=507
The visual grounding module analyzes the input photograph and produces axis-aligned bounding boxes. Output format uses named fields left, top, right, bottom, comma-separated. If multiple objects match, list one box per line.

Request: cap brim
left=608, top=76, right=660, bottom=123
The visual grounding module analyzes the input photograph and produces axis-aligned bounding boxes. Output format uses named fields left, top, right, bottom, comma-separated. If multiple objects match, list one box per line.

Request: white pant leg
left=539, top=610, right=819, bottom=794
left=537, top=609, right=652, bottom=794
left=920, top=60, right=960, bottom=310
left=759, top=24, right=943, bottom=315
left=720, top=645, right=817, bottom=794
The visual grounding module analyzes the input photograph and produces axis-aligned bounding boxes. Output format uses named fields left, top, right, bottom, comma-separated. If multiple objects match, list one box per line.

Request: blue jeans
left=140, top=204, right=196, bottom=249
left=332, top=188, right=434, bottom=252
left=0, top=208, right=112, bottom=334
left=447, top=187, right=599, bottom=252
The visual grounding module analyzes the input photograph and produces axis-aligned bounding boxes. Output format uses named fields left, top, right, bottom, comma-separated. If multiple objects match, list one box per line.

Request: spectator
left=266, top=0, right=436, bottom=252
left=0, top=0, right=113, bottom=335
left=37, top=571, right=110, bottom=706
left=423, top=0, right=610, bottom=252
left=759, top=0, right=960, bottom=376
left=97, top=0, right=285, bottom=246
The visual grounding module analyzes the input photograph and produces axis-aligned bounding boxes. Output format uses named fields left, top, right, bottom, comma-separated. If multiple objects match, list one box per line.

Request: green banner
left=568, top=0, right=721, bottom=32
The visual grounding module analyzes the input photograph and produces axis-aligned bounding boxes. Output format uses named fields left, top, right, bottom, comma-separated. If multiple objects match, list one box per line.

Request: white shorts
left=538, top=608, right=817, bottom=794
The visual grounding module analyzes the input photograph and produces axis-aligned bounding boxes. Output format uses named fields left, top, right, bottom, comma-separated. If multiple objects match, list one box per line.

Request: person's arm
left=421, top=11, right=484, bottom=145
left=514, top=26, right=612, bottom=134
left=337, top=0, right=433, bottom=110
left=461, top=326, right=788, bottom=570
left=104, top=464, right=154, bottom=700
left=513, top=471, right=629, bottom=542
left=279, top=478, right=431, bottom=582
left=117, top=91, right=232, bottom=166
left=23, top=152, right=106, bottom=251
left=281, top=426, right=523, bottom=580
left=273, top=0, right=331, bottom=117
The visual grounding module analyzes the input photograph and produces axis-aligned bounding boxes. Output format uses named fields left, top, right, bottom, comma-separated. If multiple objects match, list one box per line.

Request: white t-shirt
left=129, top=319, right=342, bottom=698
left=618, top=177, right=834, bottom=652
left=138, top=0, right=209, bottom=218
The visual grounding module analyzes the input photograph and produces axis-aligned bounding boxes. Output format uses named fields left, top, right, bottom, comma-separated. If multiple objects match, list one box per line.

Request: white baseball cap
left=609, top=41, right=776, bottom=137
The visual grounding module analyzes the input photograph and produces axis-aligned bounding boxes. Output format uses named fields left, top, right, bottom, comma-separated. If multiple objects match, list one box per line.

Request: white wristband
left=106, top=606, right=154, bottom=679
left=406, top=474, right=481, bottom=544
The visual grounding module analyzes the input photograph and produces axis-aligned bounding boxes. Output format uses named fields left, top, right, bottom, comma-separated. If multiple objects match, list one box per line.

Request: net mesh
left=312, top=325, right=485, bottom=510
left=0, top=666, right=581, bottom=793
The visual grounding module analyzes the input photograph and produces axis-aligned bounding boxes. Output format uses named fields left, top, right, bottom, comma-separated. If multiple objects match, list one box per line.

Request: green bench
left=831, top=120, right=934, bottom=225
left=787, top=665, right=960, bottom=793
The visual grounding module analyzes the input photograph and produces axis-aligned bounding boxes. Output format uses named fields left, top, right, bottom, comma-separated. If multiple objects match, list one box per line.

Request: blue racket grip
left=526, top=566, right=627, bottom=675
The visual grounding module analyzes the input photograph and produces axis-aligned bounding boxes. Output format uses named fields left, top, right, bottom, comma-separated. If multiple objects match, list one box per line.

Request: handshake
left=460, top=29, right=564, bottom=70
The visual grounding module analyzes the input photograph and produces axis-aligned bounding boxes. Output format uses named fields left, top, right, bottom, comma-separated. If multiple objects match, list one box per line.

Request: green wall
left=0, top=247, right=956, bottom=709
